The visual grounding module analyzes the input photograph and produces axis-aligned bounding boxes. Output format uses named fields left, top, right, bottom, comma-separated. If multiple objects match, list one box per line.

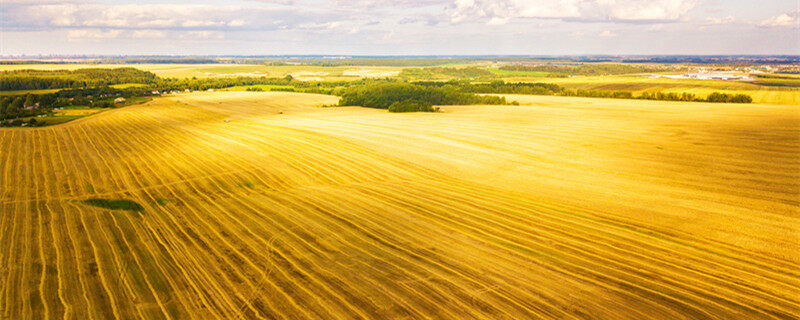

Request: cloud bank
left=759, top=10, right=799, bottom=27
left=0, top=0, right=797, bottom=55
left=449, top=0, right=699, bottom=24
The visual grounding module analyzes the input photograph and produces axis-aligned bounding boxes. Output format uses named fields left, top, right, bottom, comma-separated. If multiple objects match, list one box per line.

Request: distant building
left=151, top=90, right=160, bottom=95
left=114, top=97, right=126, bottom=104
left=24, top=103, right=39, bottom=110
left=654, top=72, right=751, bottom=81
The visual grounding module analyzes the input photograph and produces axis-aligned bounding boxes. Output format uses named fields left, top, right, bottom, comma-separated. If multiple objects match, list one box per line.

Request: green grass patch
left=110, top=83, right=148, bottom=89
left=61, top=106, right=94, bottom=110
left=82, top=198, right=144, bottom=212
left=8, top=115, right=86, bottom=127
left=40, top=115, right=84, bottom=125
left=155, top=198, right=169, bottom=205
left=0, top=89, right=62, bottom=96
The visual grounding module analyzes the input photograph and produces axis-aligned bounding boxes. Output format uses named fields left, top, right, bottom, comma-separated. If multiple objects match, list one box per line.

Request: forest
left=416, top=80, right=562, bottom=95
left=400, top=67, right=495, bottom=79
left=338, top=82, right=509, bottom=111
left=0, top=68, right=158, bottom=90
left=499, top=63, right=663, bottom=76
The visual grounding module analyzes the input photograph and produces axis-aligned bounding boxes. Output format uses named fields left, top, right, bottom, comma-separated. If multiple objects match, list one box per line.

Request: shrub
left=388, top=100, right=436, bottom=112
left=706, top=92, right=753, bottom=103
left=82, top=198, right=144, bottom=212
left=706, top=92, right=729, bottom=103
left=270, top=87, right=295, bottom=92
left=729, top=94, right=753, bottom=103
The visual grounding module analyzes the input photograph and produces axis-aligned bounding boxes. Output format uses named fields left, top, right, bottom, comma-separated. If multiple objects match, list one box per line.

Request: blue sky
left=1, top=0, right=798, bottom=55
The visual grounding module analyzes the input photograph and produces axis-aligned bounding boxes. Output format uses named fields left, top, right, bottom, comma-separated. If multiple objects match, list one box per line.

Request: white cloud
left=294, top=20, right=361, bottom=34
left=65, top=28, right=217, bottom=40
left=487, top=17, right=511, bottom=25
left=228, top=19, right=246, bottom=27
left=67, top=28, right=123, bottom=39
left=183, top=31, right=225, bottom=39
left=599, top=30, right=617, bottom=37
left=593, top=0, right=697, bottom=21
left=247, top=0, right=296, bottom=4
left=704, top=15, right=735, bottom=25
left=2, top=0, right=77, bottom=3
left=449, top=0, right=697, bottom=25
left=1, top=2, right=338, bottom=32
left=334, top=0, right=449, bottom=9
left=132, top=29, right=167, bottom=39
left=398, top=14, right=444, bottom=26
left=759, top=10, right=799, bottom=27
left=382, top=30, right=395, bottom=40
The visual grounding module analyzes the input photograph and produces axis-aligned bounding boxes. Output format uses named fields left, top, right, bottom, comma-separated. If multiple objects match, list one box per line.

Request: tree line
left=0, top=68, right=157, bottom=90
left=499, top=64, right=662, bottom=76
left=338, top=82, right=510, bottom=112
left=563, top=89, right=752, bottom=103
left=415, top=80, right=562, bottom=95
left=416, top=80, right=752, bottom=104
left=400, top=67, right=495, bottom=79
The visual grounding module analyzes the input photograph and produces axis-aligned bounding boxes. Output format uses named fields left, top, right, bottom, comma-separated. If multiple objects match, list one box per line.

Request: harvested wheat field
left=1, top=92, right=798, bottom=319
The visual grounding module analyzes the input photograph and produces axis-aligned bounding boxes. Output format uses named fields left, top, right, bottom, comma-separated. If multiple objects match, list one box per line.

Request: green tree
left=23, top=94, right=35, bottom=107
left=10, top=97, right=23, bottom=110
left=388, top=100, right=435, bottom=112
left=3, top=98, right=22, bottom=119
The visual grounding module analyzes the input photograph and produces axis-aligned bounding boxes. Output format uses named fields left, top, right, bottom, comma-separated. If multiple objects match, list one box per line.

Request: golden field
left=504, top=75, right=800, bottom=105
left=1, top=92, right=798, bottom=319
left=0, top=64, right=402, bottom=80
left=3, top=64, right=796, bottom=104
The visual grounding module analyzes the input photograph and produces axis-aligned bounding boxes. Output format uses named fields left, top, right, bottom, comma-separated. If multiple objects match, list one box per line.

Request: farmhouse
left=114, top=97, right=126, bottom=104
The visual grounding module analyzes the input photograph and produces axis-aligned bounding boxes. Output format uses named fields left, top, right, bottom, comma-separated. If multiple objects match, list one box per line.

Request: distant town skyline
left=2, top=0, right=798, bottom=55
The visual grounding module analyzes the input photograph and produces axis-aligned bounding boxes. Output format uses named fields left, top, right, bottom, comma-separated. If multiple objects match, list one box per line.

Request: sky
left=1, top=0, right=798, bottom=56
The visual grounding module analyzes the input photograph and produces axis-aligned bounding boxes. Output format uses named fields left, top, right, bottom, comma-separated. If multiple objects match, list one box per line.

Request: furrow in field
left=2, top=92, right=797, bottom=319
